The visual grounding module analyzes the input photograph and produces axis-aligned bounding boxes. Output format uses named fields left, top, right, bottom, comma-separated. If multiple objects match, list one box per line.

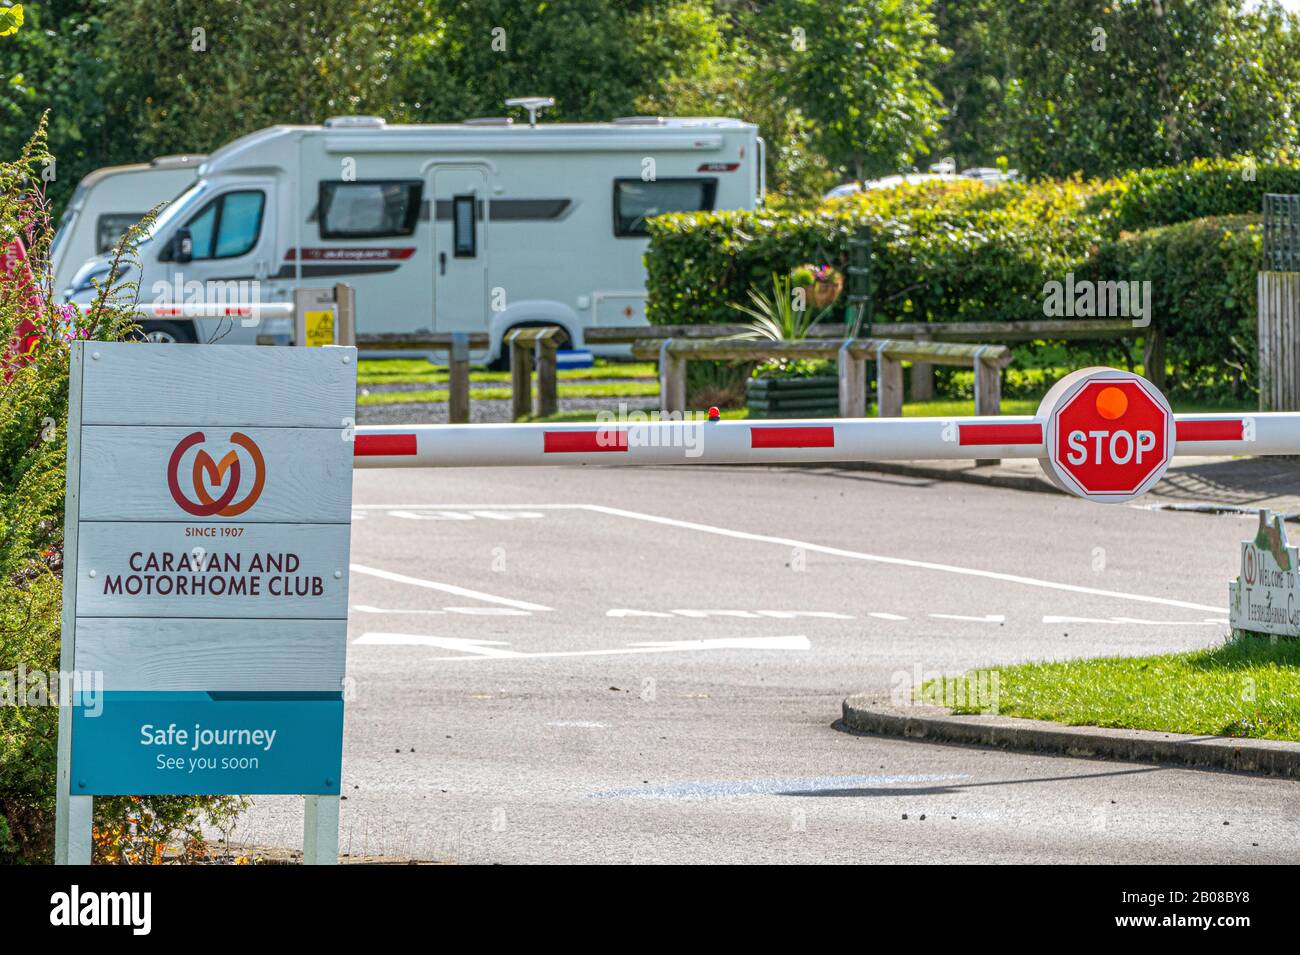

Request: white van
left=51, top=154, right=205, bottom=294
left=64, top=103, right=762, bottom=358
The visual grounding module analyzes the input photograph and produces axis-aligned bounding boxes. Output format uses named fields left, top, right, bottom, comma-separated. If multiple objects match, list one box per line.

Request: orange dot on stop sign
left=1094, top=386, right=1128, bottom=420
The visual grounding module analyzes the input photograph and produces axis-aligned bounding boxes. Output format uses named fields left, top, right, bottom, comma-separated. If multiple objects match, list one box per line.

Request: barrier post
left=876, top=343, right=904, bottom=417
left=837, top=339, right=866, bottom=417
left=659, top=339, right=687, bottom=415
left=510, top=331, right=534, bottom=420
left=973, top=346, right=1003, bottom=466
left=536, top=334, right=559, bottom=418
left=448, top=333, right=471, bottom=424
left=332, top=283, right=356, bottom=346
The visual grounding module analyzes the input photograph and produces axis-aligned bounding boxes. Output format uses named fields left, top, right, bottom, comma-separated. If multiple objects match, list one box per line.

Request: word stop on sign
left=1037, top=367, right=1175, bottom=503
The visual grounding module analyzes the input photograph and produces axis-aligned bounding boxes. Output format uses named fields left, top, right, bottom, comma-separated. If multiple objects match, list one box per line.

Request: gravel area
left=356, top=395, right=659, bottom=424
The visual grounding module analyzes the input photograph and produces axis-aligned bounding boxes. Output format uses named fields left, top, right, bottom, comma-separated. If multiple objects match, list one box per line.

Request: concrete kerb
left=839, top=696, right=1300, bottom=778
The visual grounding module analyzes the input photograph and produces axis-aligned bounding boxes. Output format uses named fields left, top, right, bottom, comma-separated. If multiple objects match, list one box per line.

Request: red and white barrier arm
left=68, top=302, right=295, bottom=319
left=352, top=412, right=1300, bottom=470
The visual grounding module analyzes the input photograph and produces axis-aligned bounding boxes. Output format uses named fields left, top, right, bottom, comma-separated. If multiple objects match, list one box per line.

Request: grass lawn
left=357, top=358, right=657, bottom=386
left=357, top=379, right=659, bottom=406
left=924, top=635, right=1300, bottom=742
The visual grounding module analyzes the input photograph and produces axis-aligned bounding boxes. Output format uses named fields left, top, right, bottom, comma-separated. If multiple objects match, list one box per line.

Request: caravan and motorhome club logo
left=166, top=431, right=266, bottom=516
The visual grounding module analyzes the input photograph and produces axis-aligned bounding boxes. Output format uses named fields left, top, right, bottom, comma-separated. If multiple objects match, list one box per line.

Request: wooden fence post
left=448, top=333, right=471, bottom=424
left=510, top=332, right=534, bottom=420
left=659, top=339, right=687, bottom=415
left=875, top=343, right=904, bottom=417
left=536, top=335, right=559, bottom=418
left=1143, top=326, right=1166, bottom=392
left=837, top=340, right=866, bottom=417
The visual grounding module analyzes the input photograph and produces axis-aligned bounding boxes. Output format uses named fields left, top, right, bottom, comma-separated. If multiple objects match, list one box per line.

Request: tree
left=756, top=0, right=949, bottom=181
left=995, top=0, right=1300, bottom=178
left=391, top=0, right=724, bottom=124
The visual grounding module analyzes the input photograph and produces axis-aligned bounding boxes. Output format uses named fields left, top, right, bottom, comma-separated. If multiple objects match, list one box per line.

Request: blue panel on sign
left=70, top=691, right=343, bottom=795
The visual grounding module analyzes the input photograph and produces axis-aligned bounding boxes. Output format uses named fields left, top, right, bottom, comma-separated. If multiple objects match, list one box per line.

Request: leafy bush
left=0, top=120, right=246, bottom=863
left=1097, top=159, right=1300, bottom=234
left=1082, top=215, right=1261, bottom=401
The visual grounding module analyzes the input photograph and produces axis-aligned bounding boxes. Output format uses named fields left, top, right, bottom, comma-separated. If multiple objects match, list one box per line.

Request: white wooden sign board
left=56, top=341, right=357, bottom=865
left=1230, top=510, right=1300, bottom=637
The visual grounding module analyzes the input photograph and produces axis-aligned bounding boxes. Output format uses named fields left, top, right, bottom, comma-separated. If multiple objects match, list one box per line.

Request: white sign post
left=55, top=341, right=357, bottom=864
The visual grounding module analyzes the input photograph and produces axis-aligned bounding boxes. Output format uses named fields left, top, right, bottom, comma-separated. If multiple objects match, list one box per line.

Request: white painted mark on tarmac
left=549, top=721, right=609, bottom=729
left=572, top=504, right=1227, bottom=614
left=350, top=563, right=552, bottom=612
left=607, top=608, right=853, bottom=619
left=590, top=773, right=969, bottom=799
left=353, top=633, right=810, bottom=660
left=1042, top=614, right=1228, bottom=626
left=931, top=613, right=1006, bottom=623
left=869, top=612, right=908, bottom=621
left=353, top=633, right=518, bottom=656
left=352, top=604, right=532, bottom=616
left=387, top=509, right=544, bottom=521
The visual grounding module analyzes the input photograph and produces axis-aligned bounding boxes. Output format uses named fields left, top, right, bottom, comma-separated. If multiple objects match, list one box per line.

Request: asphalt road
left=230, top=464, right=1300, bottom=863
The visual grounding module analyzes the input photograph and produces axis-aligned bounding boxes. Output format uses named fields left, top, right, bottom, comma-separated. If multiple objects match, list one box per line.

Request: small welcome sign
left=1230, top=510, right=1300, bottom=637
left=56, top=340, right=357, bottom=863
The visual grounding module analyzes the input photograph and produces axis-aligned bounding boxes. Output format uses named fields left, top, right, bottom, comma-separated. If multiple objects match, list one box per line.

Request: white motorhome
left=51, top=154, right=205, bottom=293
left=65, top=102, right=763, bottom=359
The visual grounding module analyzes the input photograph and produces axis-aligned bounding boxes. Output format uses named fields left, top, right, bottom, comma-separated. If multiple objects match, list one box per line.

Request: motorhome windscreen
left=319, top=180, right=423, bottom=238
left=613, top=178, right=717, bottom=237
left=96, top=213, right=145, bottom=254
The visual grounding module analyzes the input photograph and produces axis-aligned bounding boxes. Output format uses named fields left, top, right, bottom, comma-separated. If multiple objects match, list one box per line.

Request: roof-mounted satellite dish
left=505, top=97, right=555, bottom=128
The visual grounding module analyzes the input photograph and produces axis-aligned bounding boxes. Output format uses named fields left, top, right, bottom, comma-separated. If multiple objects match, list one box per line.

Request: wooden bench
left=636, top=337, right=1012, bottom=464
left=355, top=332, right=490, bottom=424
left=590, top=318, right=1159, bottom=393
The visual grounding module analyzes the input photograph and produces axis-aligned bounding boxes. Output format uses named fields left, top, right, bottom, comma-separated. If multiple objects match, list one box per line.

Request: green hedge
left=1082, top=215, right=1261, bottom=401
left=645, top=177, right=1110, bottom=329
left=1097, top=158, right=1300, bottom=233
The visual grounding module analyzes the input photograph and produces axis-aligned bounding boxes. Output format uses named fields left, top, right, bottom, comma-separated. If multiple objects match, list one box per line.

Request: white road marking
left=869, top=612, right=908, bottom=621
left=354, top=633, right=518, bottom=656
left=572, top=504, right=1227, bottom=614
left=385, top=508, right=544, bottom=520
left=351, top=604, right=532, bottom=616
left=354, top=633, right=810, bottom=661
left=549, top=721, right=608, bottom=729
left=931, top=613, right=1006, bottom=623
left=606, top=608, right=854, bottom=619
left=350, top=563, right=553, bottom=612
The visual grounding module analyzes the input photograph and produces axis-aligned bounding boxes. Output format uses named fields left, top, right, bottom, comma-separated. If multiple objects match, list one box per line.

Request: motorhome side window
left=181, top=190, right=266, bottom=259
left=613, top=178, right=718, bottom=237
left=319, top=180, right=423, bottom=239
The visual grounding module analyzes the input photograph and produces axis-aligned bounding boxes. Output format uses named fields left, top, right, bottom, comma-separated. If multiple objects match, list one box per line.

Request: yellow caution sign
left=303, top=309, right=336, bottom=348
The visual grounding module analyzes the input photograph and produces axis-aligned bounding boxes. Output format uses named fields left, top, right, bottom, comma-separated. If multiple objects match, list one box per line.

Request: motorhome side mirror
left=172, top=228, right=193, bottom=263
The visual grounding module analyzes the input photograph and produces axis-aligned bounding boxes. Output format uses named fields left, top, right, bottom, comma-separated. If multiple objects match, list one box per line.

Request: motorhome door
left=431, top=166, right=489, bottom=332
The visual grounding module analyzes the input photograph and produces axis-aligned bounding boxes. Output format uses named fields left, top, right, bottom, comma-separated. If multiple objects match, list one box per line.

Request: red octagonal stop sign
left=1038, top=368, right=1174, bottom=502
